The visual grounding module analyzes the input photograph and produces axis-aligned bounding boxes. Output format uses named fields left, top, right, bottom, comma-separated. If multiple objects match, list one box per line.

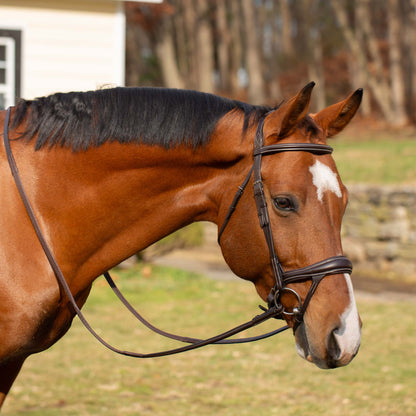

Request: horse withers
left=0, top=83, right=362, bottom=407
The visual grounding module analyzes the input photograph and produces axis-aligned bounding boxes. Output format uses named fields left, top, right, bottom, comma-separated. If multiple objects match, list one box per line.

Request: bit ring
left=273, top=287, right=302, bottom=317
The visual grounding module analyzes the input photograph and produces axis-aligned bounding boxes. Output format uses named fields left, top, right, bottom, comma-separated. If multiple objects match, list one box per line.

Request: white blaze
left=333, top=274, right=361, bottom=356
left=309, top=160, right=342, bottom=202
left=308, top=161, right=361, bottom=361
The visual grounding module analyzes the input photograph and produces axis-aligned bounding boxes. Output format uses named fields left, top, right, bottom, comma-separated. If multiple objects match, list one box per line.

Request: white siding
left=0, top=0, right=125, bottom=99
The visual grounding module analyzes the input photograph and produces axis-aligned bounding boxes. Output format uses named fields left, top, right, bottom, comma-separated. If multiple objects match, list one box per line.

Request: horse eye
left=273, top=196, right=296, bottom=212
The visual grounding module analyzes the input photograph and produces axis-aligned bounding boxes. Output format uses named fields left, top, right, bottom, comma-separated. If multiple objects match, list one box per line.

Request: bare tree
left=302, top=0, right=326, bottom=111
left=403, top=0, right=416, bottom=121
left=194, top=0, right=215, bottom=92
left=242, top=0, right=266, bottom=103
left=280, top=0, right=294, bottom=57
left=330, top=0, right=390, bottom=122
left=259, top=0, right=282, bottom=101
left=388, top=0, right=408, bottom=125
left=125, top=2, right=175, bottom=87
left=351, top=1, right=371, bottom=115
left=216, top=0, right=231, bottom=91
left=229, top=0, right=243, bottom=95
left=124, top=0, right=416, bottom=126
left=155, top=16, right=185, bottom=89
left=330, top=0, right=411, bottom=126
left=182, top=0, right=198, bottom=88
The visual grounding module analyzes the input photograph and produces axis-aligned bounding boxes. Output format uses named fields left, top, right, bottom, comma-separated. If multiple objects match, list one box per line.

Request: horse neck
left=17, top=123, right=252, bottom=284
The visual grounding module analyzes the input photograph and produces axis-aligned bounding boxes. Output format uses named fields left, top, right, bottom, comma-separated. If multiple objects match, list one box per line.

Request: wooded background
left=125, top=0, right=416, bottom=127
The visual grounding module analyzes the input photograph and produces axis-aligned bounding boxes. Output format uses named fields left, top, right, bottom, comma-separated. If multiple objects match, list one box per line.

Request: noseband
left=218, top=118, right=352, bottom=329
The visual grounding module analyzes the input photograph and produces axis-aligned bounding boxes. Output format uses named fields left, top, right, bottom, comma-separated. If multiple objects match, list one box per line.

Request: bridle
left=217, top=118, right=353, bottom=330
left=3, top=107, right=352, bottom=358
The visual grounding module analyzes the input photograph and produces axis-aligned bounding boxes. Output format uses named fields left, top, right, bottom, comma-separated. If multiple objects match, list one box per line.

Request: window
left=0, top=29, right=21, bottom=110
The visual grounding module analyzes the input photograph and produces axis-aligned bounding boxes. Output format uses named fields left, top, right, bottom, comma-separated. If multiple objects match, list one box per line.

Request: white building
left=0, top=0, right=160, bottom=109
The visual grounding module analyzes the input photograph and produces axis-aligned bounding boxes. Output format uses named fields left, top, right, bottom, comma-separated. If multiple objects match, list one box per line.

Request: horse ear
left=264, top=82, right=315, bottom=142
left=312, top=89, right=363, bottom=137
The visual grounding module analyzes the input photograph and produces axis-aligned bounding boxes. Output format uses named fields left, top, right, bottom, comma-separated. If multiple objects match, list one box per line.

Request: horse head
left=218, top=83, right=362, bottom=369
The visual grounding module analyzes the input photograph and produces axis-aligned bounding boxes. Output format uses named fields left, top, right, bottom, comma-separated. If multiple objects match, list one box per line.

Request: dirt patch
left=152, top=245, right=416, bottom=302
left=352, top=274, right=416, bottom=300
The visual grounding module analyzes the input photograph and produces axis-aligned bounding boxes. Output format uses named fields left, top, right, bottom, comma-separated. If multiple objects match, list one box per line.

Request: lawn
left=4, top=264, right=416, bottom=416
left=332, top=130, right=416, bottom=185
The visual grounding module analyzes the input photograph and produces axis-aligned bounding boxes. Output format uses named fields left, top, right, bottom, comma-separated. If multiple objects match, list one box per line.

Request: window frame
left=0, top=29, right=21, bottom=109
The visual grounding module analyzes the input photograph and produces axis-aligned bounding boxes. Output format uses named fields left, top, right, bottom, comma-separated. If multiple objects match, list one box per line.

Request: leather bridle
left=3, top=107, right=352, bottom=357
left=217, top=118, right=353, bottom=330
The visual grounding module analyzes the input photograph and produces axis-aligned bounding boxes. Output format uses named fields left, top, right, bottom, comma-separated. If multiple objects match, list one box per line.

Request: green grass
left=332, top=133, right=416, bottom=185
left=4, top=264, right=416, bottom=416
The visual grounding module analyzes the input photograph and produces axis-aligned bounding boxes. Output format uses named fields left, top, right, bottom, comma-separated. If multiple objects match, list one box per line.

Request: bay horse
left=0, top=82, right=362, bottom=408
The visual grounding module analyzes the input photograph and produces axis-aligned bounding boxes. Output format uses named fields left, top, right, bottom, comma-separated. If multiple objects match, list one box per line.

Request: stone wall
left=342, top=185, right=416, bottom=282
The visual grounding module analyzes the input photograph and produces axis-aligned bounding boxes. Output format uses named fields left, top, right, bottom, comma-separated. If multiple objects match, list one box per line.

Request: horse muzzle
left=295, top=322, right=361, bottom=369
left=293, top=273, right=362, bottom=369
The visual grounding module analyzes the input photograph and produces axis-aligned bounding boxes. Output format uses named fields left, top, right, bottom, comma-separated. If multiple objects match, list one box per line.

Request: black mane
left=11, top=87, right=271, bottom=151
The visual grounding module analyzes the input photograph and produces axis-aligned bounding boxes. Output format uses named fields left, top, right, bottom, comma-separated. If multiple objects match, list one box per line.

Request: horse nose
left=326, top=324, right=361, bottom=368
left=327, top=328, right=342, bottom=367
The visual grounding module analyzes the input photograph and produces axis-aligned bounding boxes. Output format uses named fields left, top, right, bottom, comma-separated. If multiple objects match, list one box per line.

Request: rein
left=2, top=107, right=287, bottom=358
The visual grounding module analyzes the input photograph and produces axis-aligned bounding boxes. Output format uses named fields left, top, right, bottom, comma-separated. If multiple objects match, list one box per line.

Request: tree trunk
left=195, top=0, right=214, bottom=93
left=404, top=0, right=416, bottom=121
left=229, top=0, right=243, bottom=95
left=242, top=0, right=266, bottom=104
left=411, top=0, right=416, bottom=113
left=280, top=0, right=294, bottom=57
left=183, top=0, right=198, bottom=89
left=216, top=0, right=231, bottom=91
left=352, top=1, right=371, bottom=116
left=329, top=0, right=393, bottom=121
left=173, top=2, right=188, bottom=80
left=307, top=30, right=325, bottom=111
left=125, top=23, right=141, bottom=87
left=354, top=0, right=392, bottom=118
left=155, top=17, right=185, bottom=89
left=268, top=1, right=282, bottom=101
left=388, top=0, right=409, bottom=125
left=303, top=0, right=325, bottom=111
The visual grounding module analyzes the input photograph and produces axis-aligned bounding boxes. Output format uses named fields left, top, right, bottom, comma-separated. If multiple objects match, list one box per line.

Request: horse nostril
left=328, top=328, right=341, bottom=362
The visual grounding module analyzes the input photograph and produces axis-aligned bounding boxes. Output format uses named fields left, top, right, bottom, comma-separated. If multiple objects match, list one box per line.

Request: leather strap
left=282, top=256, right=352, bottom=284
left=253, top=119, right=285, bottom=292
left=254, top=143, right=333, bottom=157
left=103, top=271, right=288, bottom=344
left=217, top=166, right=254, bottom=244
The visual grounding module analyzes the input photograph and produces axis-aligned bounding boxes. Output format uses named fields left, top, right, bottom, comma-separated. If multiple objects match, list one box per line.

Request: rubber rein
left=3, top=107, right=352, bottom=357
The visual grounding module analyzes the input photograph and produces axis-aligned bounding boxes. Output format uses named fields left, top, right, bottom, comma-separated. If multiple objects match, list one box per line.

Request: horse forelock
left=11, top=87, right=272, bottom=152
